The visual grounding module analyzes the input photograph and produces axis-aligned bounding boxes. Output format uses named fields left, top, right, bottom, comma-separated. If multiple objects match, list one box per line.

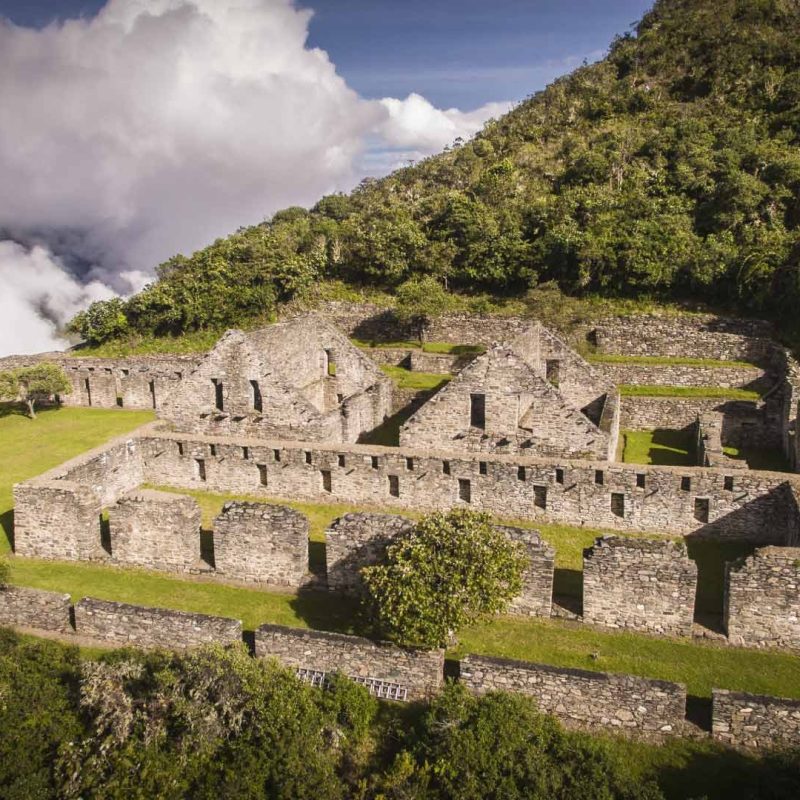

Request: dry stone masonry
left=583, top=537, right=697, bottom=637
left=0, top=586, right=72, bottom=633
left=724, top=546, right=800, bottom=650
left=74, top=598, right=242, bottom=649
left=254, top=623, right=444, bottom=701
left=214, top=501, right=309, bottom=585
left=712, top=689, right=800, bottom=750
left=460, top=654, right=687, bottom=736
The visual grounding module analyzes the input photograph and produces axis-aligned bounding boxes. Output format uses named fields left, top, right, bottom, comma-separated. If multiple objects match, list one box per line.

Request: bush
left=361, top=509, right=526, bottom=648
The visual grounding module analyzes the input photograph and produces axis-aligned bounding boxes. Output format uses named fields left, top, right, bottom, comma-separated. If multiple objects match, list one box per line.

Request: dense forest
left=2, top=630, right=799, bottom=800
left=70, top=0, right=800, bottom=344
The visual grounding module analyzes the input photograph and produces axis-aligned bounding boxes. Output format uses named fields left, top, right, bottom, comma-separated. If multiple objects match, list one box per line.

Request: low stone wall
left=598, top=363, right=764, bottom=390
left=583, top=537, right=697, bottom=637
left=109, top=489, right=201, bottom=572
left=620, top=396, right=733, bottom=430
left=214, top=501, right=309, bottom=585
left=460, top=654, right=686, bottom=736
left=712, top=689, right=800, bottom=750
left=495, top=525, right=555, bottom=617
left=408, top=350, right=475, bottom=374
left=254, top=623, right=444, bottom=701
left=0, top=585, right=72, bottom=633
left=74, top=598, right=242, bottom=649
left=724, top=547, right=800, bottom=650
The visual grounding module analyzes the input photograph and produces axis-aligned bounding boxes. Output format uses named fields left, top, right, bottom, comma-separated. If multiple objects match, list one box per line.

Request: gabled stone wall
left=108, top=489, right=201, bottom=572
left=460, top=654, right=686, bottom=736
left=0, top=586, right=72, bottom=632
left=74, top=598, right=242, bottom=649
left=583, top=537, right=697, bottom=637
left=254, top=623, right=444, bottom=701
left=712, top=689, right=800, bottom=749
left=213, top=501, right=308, bottom=585
left=724, top=546, right=800, bottom=650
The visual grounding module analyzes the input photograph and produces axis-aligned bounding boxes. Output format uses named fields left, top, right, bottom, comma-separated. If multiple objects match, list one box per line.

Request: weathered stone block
left=712, top=689, right=800, bottom=749
left=0, top=585, right=72, bottom=633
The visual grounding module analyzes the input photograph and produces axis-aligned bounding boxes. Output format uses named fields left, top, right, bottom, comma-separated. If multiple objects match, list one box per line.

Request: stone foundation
left=0, top=585, right=72, bottom=633
left=213, top=501, right=309, bottom=585
left=583, top=537, right=697, bottom=637
left=712, top=689, right=800, bottom=750
left=254, top=623, right=444, bottom=701
left=724, top=547, right=800, bottom=650
left=460, top=654, right=686, bottom=736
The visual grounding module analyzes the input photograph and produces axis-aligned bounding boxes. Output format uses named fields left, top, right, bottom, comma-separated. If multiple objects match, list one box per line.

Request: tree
left=0, top=364, right=71, bottom=419
left=67, top=298, right=129, bottom=344
left=361, top=510, right=526, bottom=648
left=394, top=275, right=451, bottom=343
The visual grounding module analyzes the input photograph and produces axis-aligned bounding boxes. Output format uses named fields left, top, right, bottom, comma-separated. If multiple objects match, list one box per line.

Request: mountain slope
left=71, top=0, right=800, bottom=344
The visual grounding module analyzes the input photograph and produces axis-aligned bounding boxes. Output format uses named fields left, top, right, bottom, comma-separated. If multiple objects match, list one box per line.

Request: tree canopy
left=0, top=363, right=71, bottom=418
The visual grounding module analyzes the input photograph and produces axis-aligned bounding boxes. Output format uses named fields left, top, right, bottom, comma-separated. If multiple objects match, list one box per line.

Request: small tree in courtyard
left=361, top=509, right=526, bottom=648
left=394, top=275, right=451, bottom=343
left=0, top=364, right=71, bottom=419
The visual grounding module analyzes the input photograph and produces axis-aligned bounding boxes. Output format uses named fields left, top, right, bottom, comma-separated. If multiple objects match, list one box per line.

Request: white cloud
left=0, top=0, right=510, bottom=357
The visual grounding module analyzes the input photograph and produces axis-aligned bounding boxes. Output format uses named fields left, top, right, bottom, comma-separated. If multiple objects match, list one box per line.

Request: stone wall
left=108, top=489, right=201, bottom=572
left=138, top=431, right=800, bottom=543
left=598, top=362, right=765, bottom=390
left=460, top=654, right=686, bottom=736
left=74, top=598, right=242, bottom=649
left=583, top=537, right=697, bottom=637
left=325, top=513, right=554, bottom=616
left=213, top=501, right=309, bottom=585
left=724, top=546, right=800, bottom=650
left=712, top=689, right=800, bottom=750
left=620, top=397, right=736, bottom=430
left=0, top=585, right=72, bottom=632
left=254, top=623, right=444, bottom=701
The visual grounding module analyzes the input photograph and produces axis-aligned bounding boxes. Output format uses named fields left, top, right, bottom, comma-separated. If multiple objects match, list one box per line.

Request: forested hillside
left=70, top=0, right=800, bottom=345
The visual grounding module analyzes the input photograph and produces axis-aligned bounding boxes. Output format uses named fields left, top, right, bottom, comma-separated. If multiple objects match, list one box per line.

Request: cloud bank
left=0, top=0, right=507, bottom=356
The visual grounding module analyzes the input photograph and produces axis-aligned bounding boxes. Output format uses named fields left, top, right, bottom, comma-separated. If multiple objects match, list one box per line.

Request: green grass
left=380, top=365, right=451, bottom=391
left=353, top=338, right=485, bottom=355
left=0, top=405, right=155, bottom=553
left=68, top=328, right=226, bottom=357
left=621, top=429, right=697, bottom=466
left=619, top=384, right=762, bottom=400
left=588, top=354, right=758, bottom=368
left=453, top=616, right=800, bottom=699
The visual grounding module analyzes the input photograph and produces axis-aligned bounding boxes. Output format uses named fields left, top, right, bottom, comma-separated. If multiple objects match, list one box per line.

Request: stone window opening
left=321, top=469, right=332, bottom=493
left=84, top=378, right=92, bottom=407
left=212, top=379, right=224, bottom=411
left=594, top=470, right=604, bottom=486
left=195, top=459, right=207, bottom=482
left=250, top=380, right=263, bottom=413
left=388, top=474, right=400, bottom=497
left=458, top=478, right=472, bottom=503
left=116, top=396, right=124, bottom=408
left=518, top=466, right=526, bottom=481
left=121, top=368, right=130, bottom=377
left=724, top=475, right=734, bottom=491
left=611, top=492, right=625, bottom=518
left=470, top=393, right=486, bottom=430
left=149, top=380, right=157, bottom=409
left=210, top=444, right=217, bottom=457
left=177, top=442, right=184, bottom=456
left=545, top=359, right=561, bottom=386
left=636, top=473, right=646, bottom=489
left=406, top=457, right=414, bottom=471
left=681, top=476, right=691, bottom=492
left=257, top=464, right=268, bottom=486
left=442, top=460, right=451, bottom=475
left=371, top=455, right=380, bottom=470
left=274, top=449, right=282, bottom=463
left=242, top=447, right=250, bottom=460
left=323, top=349, right=336, bottom=377
left=338, top=454, right=346, bottom=468
left=694, top=497, right=710, bottom=523
left=304, top=451, right=312, bottom=465
left=479, top=461, right=488, bottom=475
left=555, top=468, right=565, bottom=484
left=534, top=485, right=547, bottom=510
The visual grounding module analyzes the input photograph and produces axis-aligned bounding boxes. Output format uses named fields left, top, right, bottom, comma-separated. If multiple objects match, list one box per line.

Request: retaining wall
left=254, top=623, right=444, bottom=701
left=712, top=689, right=800, bottom=749
left=74, top=598, right=242, bottom=649
left=0, top=585, right=72, bottom=632
left=597, top=362, right=765, bottom=390
left=459, top=654, right=686, bottom=736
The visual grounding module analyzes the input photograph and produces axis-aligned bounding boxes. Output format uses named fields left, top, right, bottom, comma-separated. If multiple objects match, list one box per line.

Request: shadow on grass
left=199, top=529, right=215, bottom=569
left=0, top=509, right=13, bottom=551
left=309, top=540, right=327, bottom=577
left=649, top=428, right=697, bottom=466
left=553, top=567, right=582, bottom=600
left=288, top=588, right=364, bottom=636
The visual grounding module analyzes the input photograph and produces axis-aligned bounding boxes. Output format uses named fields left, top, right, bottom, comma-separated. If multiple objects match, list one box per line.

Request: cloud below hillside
left=0, top=0, right=508, bottom=356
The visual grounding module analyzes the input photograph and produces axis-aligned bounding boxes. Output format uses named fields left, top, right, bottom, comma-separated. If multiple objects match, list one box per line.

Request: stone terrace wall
left=600, top=362, right=765, bottom=390
left=460, top=654, right=686, bottom=736
left=724, top=547, right=800, bottom=650
left=74, top=598, right=242, bottom=649
left=213, top=502, right=308, bottom=585
left=255, top=623, right=444, bottom=701
left=109, top=489, right=201, bottom=572
left=620, top=396, right=741, bottom=430
left=713, top=689, right=800, bottom=750
left=138, top=431, right=800, bottom=543
left=0, top=585, right=72, bottom=633
left=583, top=537, right=697, bottom=637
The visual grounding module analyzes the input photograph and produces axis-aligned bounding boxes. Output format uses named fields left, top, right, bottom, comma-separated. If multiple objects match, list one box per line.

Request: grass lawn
left=0, top=405, right=155, bottom=553
left=589, top=354, right=758, bottom=368
left=619, top=384, right=762, bottom=400
left=621, top=428, right=697, bottom=466
left=68, top=328, right=225, bottom=357
left=380, top=365, right=451, bottom=391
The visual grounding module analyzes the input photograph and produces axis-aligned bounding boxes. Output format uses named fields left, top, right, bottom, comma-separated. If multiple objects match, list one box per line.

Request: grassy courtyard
left=620, top=428, right=697, bottom=466
left=619, top=384, right=762, bottom=401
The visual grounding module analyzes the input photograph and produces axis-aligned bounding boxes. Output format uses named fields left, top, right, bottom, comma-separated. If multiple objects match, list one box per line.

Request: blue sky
left=1, top=0, right=654, bottom=108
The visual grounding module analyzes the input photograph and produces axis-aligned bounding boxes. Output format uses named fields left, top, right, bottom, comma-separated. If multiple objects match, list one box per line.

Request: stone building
left=158, top=314, right=392, bottom=443
left=399, top=325, right=619, bottom=460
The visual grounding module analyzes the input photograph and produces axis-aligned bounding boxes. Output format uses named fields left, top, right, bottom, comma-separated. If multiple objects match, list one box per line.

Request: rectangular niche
left=458, top=478, right=471, bottom=503
left=388, top=475, right=400, bottom=497
left=611, top=492, right=625, bottom=518
left=693, top=497, right=710, bottom=523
